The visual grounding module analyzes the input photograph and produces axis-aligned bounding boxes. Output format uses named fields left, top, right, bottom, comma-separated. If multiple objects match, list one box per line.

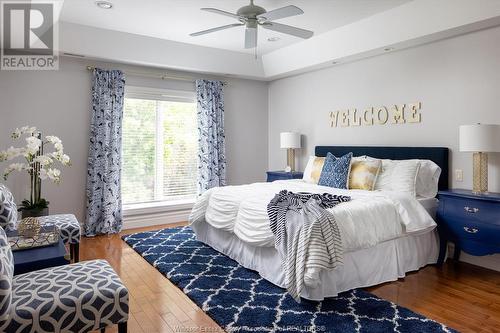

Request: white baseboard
left=447, top=243, right=500, bottom=272
left=122, top=209, right=191, bottom=230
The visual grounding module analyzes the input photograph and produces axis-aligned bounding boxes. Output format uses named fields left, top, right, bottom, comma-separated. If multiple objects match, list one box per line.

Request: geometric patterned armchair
left=0, top=184, right=17, bottom=232
left=0, top=184, right=82, bottom=262
left=0, top=227, right=129, bottom=332
left=38, top=214, right=82, bottom=262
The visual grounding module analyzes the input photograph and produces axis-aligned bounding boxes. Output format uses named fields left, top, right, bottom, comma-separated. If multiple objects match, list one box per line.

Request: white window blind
left=122, top=87, right=198, bottom=206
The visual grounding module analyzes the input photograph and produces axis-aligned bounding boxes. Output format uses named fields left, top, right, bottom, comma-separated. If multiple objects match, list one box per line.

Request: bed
left=190, top=146, right=449, bottom=300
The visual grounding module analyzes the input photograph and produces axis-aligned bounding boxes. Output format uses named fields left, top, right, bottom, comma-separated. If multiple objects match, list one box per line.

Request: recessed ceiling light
left=384, top=47, right=395, bottom=52
left=95, top=1, right=113, bottom=9
left=267, top=37, right=280, bottom=42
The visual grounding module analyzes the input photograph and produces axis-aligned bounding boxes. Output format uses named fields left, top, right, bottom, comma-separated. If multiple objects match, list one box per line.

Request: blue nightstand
left=266, top=171, right=304, bottom=182
left=436, top=189, right=500, bottom=265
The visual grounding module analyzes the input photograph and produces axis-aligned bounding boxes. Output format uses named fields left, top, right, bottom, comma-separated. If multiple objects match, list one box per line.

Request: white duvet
left=189, top=179, right=437, bottom=253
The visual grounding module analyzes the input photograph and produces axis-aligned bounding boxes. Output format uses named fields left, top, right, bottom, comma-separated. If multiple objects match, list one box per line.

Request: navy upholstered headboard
left=315, top=146, right=449, bottom=191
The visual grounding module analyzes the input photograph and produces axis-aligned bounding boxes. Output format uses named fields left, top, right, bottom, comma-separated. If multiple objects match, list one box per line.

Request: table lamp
left=280, top=132, right=301, bottom=172
left=459, top=124, right=500, bottom=194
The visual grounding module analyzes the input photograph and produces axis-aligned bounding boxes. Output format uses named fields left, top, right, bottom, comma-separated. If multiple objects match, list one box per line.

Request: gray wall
left=0, top=56, right=268, bottom=223
left=268, top=25, right=500, bottom=193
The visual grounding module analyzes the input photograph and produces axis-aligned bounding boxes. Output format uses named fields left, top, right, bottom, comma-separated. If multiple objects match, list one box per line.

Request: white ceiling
left=60, top=0, right=410, bottom=55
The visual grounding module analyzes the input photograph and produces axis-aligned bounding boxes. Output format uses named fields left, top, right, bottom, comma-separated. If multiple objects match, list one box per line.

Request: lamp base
left=286, top=148, right=296, bottom=172
left=472, top=152, right=488, bottom=194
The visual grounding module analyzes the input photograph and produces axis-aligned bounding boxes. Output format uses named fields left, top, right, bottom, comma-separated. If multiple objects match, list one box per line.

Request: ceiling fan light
left=192, top=1, right=313, bottom=48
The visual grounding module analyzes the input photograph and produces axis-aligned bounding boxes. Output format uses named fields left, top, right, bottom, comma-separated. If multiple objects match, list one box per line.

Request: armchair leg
left=118, top=321, right=127, bottom=333
left=100, top=329, right=106, bottom=333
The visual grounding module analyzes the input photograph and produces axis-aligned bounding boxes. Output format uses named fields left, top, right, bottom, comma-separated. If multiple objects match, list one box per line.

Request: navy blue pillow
left=318, top=152, right=353, bottom=189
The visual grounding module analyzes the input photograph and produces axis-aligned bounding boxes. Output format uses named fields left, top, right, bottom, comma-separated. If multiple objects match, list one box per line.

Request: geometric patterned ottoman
left=0, top=259, right=129, bottom=333
left=38, top=214, right=81, bottom=262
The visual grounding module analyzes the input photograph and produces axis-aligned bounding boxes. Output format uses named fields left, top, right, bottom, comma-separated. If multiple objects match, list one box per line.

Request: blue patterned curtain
left=196, top=79, right=226, bottom=193
left=85, top=69, right=125, bottom=236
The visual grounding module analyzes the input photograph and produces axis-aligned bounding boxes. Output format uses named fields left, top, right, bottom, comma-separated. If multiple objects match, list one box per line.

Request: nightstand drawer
left=441, top=196, right=500, bottom=225
left=444, top=216, right=500, bottom=246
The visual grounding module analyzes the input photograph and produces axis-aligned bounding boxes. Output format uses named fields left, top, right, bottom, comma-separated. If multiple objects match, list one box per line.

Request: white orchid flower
left=49, top=152, right=70, bottom=165
left=54, top=142, right=64, bottom=152
left=0, top=151, right=7, bottom=162
left=39, top=168, right=48, bottom=180
left=60, top=154, right=71, bottom=166
left=34, top=155, right=53, bottom=166
left=3, top=162, right=29, bottom=180
left=12, top=126, right=37, bottom=138
left=5, top=146, right=23, bottom=160
left=11, top=128, right=22, bottom=139
left=20, top=126, right=37, bottom=135
left=46, top=168, right=61, bottom=183
left=25, top=146, right=39, bottom=156
left=9, top=163, right=26, bottom=172
left=46, top=136, right=62, bottom=145
left=26, top=136, right=41, bottom=147
left=25, top=136, right=42, bottom=155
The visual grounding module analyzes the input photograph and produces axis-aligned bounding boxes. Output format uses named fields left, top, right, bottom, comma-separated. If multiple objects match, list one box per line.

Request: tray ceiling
left=60, top=0, right=410, bottom=55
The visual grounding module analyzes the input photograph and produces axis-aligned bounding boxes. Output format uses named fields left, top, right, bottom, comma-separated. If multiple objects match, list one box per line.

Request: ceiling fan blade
left=257, top=5, right=303, bottom=21
left=201, top=8, right=241, bottom=20
left=245, top=27, right=257, bottom=49
left=261, top=22, right=313, bottom=39
left=190, top=23, right=244, bottom=37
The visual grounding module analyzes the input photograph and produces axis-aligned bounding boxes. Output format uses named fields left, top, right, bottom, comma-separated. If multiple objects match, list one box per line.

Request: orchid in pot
left=0, top=126, right=71, bottom=218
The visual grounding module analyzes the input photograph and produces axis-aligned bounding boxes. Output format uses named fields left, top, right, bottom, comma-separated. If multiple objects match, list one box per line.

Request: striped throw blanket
left=267, top=190, right=351, bottom=301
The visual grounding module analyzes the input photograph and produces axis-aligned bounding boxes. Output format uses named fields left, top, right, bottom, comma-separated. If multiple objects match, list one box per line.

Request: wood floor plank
left=83, top=223, right=500, bottom=333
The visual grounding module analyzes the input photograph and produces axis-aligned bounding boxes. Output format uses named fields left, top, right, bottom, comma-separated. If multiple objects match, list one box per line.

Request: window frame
left=122, top=86, right=198, bottom=213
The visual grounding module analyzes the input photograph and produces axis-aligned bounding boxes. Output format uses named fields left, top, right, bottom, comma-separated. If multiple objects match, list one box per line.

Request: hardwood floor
left=83, top=223, right=500, bottom=333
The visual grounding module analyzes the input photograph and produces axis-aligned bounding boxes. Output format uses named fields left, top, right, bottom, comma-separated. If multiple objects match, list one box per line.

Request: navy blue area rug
left=122, top=226, right=457, bottom=333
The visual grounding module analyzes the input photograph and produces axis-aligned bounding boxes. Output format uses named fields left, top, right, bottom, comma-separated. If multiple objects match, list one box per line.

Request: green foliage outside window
left=122, top=97, right=198, bottom=205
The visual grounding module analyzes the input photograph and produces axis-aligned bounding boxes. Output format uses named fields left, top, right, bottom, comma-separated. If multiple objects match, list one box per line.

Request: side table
left=13, top=239, right=69, bottom=275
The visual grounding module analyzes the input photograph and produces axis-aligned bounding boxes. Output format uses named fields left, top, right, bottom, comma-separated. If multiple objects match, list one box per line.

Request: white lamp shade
left=280, top=132, right=301, bottom=149
left=459, top=124, right=500, bottom=152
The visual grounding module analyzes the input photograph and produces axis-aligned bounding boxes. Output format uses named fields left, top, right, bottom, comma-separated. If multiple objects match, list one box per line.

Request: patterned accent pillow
left=0, top=185, right=17, bottom=231
left=318, top=152, right=352, bottom=189
left=349, top=156, right=382, bottom=190
left=302, top=156, right=325, bottom=184
left=0, top=227, right=14, bottom=321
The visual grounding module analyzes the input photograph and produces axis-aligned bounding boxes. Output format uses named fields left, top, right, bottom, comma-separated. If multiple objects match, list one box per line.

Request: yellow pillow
left=303, top=156, right=325, bottom=184
left=349, top=157, right=382, bottom=190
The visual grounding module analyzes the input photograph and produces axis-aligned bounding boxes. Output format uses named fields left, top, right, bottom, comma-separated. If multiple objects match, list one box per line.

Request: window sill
left=123, top=199, right=195, bottom=217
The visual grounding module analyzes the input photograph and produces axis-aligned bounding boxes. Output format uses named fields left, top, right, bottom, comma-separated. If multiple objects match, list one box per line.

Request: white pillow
left=374, top=159, right=420, bottom=196
left=416, top=160, right=441, bottom=198
left=373, top=159, right=393, bottom=191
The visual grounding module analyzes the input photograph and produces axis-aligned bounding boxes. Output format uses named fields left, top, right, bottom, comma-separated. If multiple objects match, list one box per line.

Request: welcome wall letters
left=330, top=102, right=422, bottom=128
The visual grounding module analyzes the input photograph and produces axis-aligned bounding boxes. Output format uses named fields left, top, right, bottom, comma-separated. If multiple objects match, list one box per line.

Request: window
left=122, top=87, right=198, bottom=207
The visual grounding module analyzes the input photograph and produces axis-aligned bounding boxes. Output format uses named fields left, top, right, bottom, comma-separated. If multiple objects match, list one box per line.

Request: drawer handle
left=463, top=226, right=479, bottom=234
left=464, top=206, right=479, bottom=213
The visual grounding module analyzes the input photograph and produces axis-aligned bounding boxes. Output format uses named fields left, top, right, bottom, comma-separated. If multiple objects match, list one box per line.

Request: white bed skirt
left=191, top=222, right=439, bottom=300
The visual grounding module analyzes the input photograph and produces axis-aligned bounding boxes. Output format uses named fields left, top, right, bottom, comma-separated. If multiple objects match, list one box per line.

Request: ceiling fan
left=190, top=0, right=314, bottom=49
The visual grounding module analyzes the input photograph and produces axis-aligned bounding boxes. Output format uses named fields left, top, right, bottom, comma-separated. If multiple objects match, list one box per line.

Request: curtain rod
left=85, top=66, right=228, bottom=86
